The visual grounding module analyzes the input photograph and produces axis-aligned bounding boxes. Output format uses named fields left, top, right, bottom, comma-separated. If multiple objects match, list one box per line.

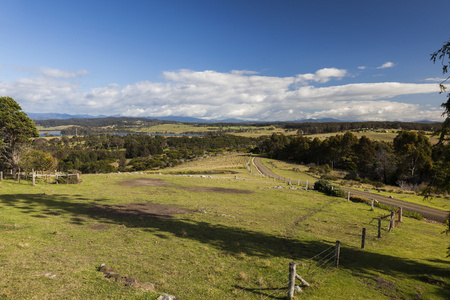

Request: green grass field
left=0, top=153, right=448, bottom=299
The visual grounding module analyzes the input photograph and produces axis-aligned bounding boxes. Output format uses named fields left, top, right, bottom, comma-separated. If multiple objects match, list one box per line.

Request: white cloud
left=295, top=68, right=348, bottom=83
left=425, top=77, right=448, bottom=82
left=304, top=101, right=442, bottom=122
left=39, top=67, right=89, bottom=78
left=377, top=62, right=395, bottom=69
left=0, top=67, right=444, bottom=122
left=358, top=66, right=366, bottom=70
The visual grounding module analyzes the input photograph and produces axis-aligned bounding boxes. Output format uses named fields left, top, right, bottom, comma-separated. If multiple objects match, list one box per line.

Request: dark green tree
left=431, top=39, right=450, bottom=143
left=354, top=135, right=376, bottom=175
left=0, top=97, right=39, bottom=177
left=393, top=131, right=432, bottom=183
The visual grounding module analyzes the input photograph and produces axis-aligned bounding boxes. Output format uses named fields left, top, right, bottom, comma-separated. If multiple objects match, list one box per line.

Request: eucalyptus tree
left=0, top=96, right=39, bottom=177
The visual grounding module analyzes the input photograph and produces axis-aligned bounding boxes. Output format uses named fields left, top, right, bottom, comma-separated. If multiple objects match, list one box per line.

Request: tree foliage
left=0, top=96, right=39, bottom=175
left=425, top=39, right=450, bottom=196
left=259, top=131, right=435, bottom=187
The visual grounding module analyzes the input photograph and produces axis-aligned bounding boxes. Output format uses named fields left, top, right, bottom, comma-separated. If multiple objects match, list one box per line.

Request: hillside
left=0, top=153, right=448, bottom=299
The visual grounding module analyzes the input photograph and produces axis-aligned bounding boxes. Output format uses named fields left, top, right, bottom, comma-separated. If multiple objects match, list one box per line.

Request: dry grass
left=161, top=152, right=250, bottom=173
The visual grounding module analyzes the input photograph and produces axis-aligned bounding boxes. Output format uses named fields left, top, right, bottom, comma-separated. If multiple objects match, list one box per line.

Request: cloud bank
left=0, top=67, right=443, bottom=122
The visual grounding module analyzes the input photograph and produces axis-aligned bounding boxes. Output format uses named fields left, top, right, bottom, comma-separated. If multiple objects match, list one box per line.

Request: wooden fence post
left=361, top=228, right=366, bottom=249
left=388, top=211, right=395, bottom=232
left=287, top=261, right=296, bottom=299
left=0, top=171, right=3, bottom=181
left=398, top=207, right=403, bottom=223
left=76, top=172, right=80, bottom=182
left=378, top=219, right=381, bottom=238
left=335, top=241, right=341, bottom=268
left=306, top=180, right=308, bottom=190
left=347, top=191, right=350, bottom=202
left=18, top=168, right=20, bottom=184
left=371, top=199, right=374, bottom=210
left=32, top=172, right=35, bottom=186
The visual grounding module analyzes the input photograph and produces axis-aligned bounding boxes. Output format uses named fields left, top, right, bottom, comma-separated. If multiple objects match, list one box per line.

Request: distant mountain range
left=27, top=113, right=109, bottom=120
left=26, top=112, right=437, bottom=124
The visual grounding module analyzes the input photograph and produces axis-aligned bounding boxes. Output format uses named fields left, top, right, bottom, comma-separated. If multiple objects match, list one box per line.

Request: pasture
left=0, top=153, right=448, bottom=299
left=305, top=129, right=440, bottom=144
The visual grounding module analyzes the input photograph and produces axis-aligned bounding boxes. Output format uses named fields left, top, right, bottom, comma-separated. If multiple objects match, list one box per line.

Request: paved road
left=252, top=157, right=449, bottom=223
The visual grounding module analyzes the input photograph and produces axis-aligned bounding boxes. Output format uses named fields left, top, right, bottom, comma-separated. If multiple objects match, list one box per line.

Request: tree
left=20, top=149, right=57, bottom=172
left=0, top=97, right=39, bottom=177
left=430, top=40, right=450, bottom=256
left=354, top=135, right=376, bottom=175
left=431, top=39, right=450, bottom=143
left=393, top=131, right=432, bottom=183
left=259, top=133, right=289, bottom=158
left=426, top=39, right=450, bottom=195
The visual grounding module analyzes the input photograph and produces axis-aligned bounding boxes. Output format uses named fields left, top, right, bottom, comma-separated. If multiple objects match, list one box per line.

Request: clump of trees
left=259, top=131, right=434, bottom=188
left=26, top=133, right=259, bottom=174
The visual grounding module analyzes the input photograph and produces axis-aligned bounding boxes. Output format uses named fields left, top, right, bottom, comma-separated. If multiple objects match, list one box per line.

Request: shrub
left=308, top=166, right=320, bottom=173
left=330, top=188, right=346, bottom=197
left=349, top=195, right=371, bottom=204
left=314, top=179, right=345, bottom=198
left=373, top=181, right=385, bottom=189
left=321, top=174, right=338, bottom=181
left=314, top=179, right=333, bottom=193
left=345, top=172, right=360, bottom=181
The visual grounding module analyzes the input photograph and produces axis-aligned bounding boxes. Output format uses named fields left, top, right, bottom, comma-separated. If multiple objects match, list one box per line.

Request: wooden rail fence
left=0, top=170, right=80, bottom=185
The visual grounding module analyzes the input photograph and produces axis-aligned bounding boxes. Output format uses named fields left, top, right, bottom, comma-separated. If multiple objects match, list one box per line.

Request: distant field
left=0, top=153, right=448, bottom=299
left=306, top=130, right=440, bottom=144
left=140, top=124, right=295, bottom=137
left=36, top=121, right=440, bottom=145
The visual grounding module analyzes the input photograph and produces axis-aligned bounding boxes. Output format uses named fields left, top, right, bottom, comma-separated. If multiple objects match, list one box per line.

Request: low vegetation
left=0, top=153, right=448, bottom=299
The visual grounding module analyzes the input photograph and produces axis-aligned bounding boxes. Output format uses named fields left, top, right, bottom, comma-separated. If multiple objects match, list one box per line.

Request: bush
left=308, top=166, right=320, bottom=174
left=349, top=195, right=371, bottom=204
left=373, top=181, right=385, bottom=189
left=330, top=188, right=346, bottom=197
left=56, top=175, right=80, bottom=184
left=321, top=174, right=338, bottom=181
left=314, top=179, right=333, bottom=193
left=314, top=179, right=345, bottom=198
left=345, top=172, right=360, bottom=181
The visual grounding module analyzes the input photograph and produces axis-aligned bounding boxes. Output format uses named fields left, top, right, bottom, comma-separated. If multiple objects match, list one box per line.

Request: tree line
left=35, top=116, right=442, bottom=136
left=25, top=133, right=259, bottom=174
left=258, top=131, right=438, bottom=189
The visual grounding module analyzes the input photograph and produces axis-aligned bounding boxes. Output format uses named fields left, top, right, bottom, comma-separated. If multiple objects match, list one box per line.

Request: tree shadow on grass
left=0, top=193, right=449, bottom=299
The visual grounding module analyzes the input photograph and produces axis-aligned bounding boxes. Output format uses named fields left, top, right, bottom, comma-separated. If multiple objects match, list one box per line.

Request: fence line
left=232, top=241, right=341, bottom=299
left=248, top=155, right=313, bottom=191
left=0, top=170, right=80, bottom=185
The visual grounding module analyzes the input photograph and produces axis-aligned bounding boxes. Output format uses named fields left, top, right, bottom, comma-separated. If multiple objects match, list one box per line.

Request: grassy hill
left=0, top=153, right=448, bottom=299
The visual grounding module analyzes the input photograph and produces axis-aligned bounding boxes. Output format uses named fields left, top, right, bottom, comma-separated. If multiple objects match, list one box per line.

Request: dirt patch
left=375, top=276, right=396, bottom=290
left=371, top=276, right=400, bottom=298
left=90, top=224, right=110, bottom=230
left=117, top=178, right=172, bottom=187
left=181, top=187, right=253, bottom=194
left=90, top=202, right=193, bottom=220
left=114, top=202, right=192, bottom=215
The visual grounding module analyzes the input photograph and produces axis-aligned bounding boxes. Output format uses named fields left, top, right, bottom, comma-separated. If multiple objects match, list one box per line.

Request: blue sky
left=1, top=0, right=449, bottom=121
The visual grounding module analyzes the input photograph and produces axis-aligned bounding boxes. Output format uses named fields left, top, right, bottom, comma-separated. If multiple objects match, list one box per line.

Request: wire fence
left=230, top=242, right=340, bottom=299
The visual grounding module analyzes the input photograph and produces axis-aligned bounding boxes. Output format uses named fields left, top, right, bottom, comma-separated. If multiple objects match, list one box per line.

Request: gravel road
left=252, top=157, right=449, bottom=223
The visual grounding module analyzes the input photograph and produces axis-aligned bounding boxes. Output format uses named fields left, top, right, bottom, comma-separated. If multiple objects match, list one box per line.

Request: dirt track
left=252, top=157, right=449, bottom=223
